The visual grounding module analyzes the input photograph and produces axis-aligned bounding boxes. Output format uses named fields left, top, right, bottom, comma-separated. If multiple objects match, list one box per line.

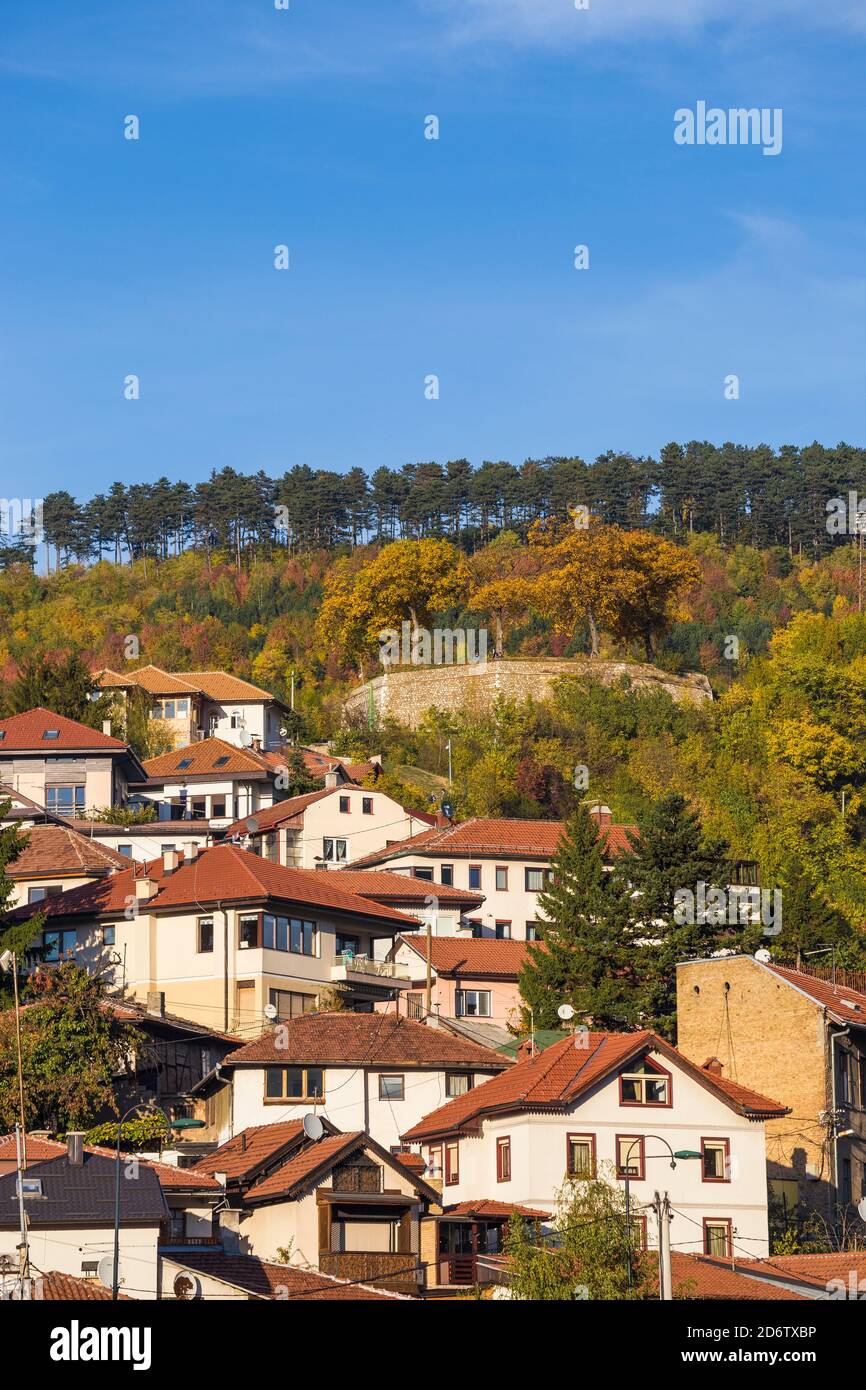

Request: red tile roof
left=442, top=1199, right=548, bottom=1221
left=141, top=737, right=273, bottom=779
left=667, top=1252, right=808, bottom=1301
left=398, top=935, right=528, bottom=979
left=763, top=962, right=866, bottom=1026
left=97, top=666, right=278, bottom=703
left=245, top=1131, right=363, bottom=1201
left=168, top=1250, right=411, bottom=1299
left=223, top=1011, right=512, bottom=1071
left=330, top=871, right=483, bottom=908
left=0, top=1133, right=221, bottom=1191
left=0, top=707, right=127, bottom=751
left=223, top=788, right=334, bottom=836
left=7, top=843, right=422, bottom=930
left=7, top=824, right=128, bottom=878
left=35, top=1271, right=134, bottom=1301
left=717, top=1251, right=866, bottom=1291
left=191, top=1121, right=307, bottom=1182
left=401, top=1030, right=787, bottom=1141
left=348, top=815, right=636, bottom=868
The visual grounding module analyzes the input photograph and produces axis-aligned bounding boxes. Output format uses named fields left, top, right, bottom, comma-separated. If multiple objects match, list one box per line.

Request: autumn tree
left=467, top=531, right=542, bottom=657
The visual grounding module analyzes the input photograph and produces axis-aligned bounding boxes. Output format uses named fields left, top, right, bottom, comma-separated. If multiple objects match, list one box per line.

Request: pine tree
left=615, top=793, right=731, bottom=1036
left=519, top=805, right=641, bottom=1031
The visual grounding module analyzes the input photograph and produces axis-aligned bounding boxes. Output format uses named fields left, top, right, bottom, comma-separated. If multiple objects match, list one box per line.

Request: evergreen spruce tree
left=519, top=805, right=641, bottom=1031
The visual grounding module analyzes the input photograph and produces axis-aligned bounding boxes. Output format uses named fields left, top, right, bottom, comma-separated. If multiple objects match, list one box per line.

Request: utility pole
left=655, top=1191, right=673, bottom=1301
left=446, top=739, right=452, bottom=787
left=424, top=896, right=436, bottom=1017
left=14, top=1125, right=30, bottom=1299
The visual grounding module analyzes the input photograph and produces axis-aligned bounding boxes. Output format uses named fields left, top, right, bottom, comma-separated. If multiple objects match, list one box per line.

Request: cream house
left=7, top=843, right=427, bottom=1034
left=129, top=736, right=285, bottom=828
left=5, top=823, right=127, bottom=908
left=95, top=666, right=289, bottom=751
left=0, top=707, right=145, bottom=817
left=195, top=1011, right=511, bottom=1151
left=402, top=1028, right=787, bottom=1285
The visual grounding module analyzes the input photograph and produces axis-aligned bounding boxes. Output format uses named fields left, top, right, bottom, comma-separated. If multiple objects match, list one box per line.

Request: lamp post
left=112, top=1104, right=204, bottom=1300
left=621, top=1136, right=702, bottom=1298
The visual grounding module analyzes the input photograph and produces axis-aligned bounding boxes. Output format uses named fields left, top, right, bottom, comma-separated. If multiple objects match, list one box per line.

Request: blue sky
left=2, top=0, right=866, bottom=498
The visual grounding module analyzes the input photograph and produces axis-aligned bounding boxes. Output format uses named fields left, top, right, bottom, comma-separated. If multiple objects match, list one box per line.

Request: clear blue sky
left=2, top=0, right=865, bottom=498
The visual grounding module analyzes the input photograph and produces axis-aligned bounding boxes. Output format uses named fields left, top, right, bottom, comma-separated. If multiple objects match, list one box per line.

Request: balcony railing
left=330, top=954, right=410, bottom=981
left=319, top=1251, right=419, bottom=1291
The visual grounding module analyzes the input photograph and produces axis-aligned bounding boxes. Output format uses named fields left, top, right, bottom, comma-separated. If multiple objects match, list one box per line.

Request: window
left=45, top=785, right=85, bottom=816
left=265, top=1066, right=324, bottom=1101
left=860, top=1057, right=866, bottom=1109
left=213, top=756, right=230, bottom=768
left=362, top=797, right=373, bottom=815
left=406, top=992, right=425, bottom=1020
left=526, top=921, right=539, bottom=941
left=269, top=989, right=316, bottom=1021
left=197, top=917, right=214, bottom=953
left=42, top=929, right=76, bottom=962
left=445, top=1072, right=473, bottom=1098
left=426, top=1145, right=443, bottom=1178
left=238, top=915, right=258, bottom=950
left=262, top=913, right=317, bottom=956
left=620, top=1059, right=671, bottom=1106
left=455, top=989, right=491, bottom=1018
left=440, top=864, right=453, bottom=886
left=177, top=757, right=193, bottom=770
left=339, top=796, right=350, bottom=814
left=496, top=1136, right=511, bottom=1183
left=445, top=1141, right=459, bottom=1185
left=630, top=1216, right=648, bottom=1252
left=412, top=866, right=434, bottom=881
left=100, top=926, right=115, bottom=946
left=323, top=838, right=347, bottom=863
left=117, top=844, right=132, bottom=857
left=335, top=933, right=360, bottom=956
left=703, top=1219, right=732, bottom=1258
left=495, top=920, right=512, bottom=940
left=615, top=1135, right=645, bottom=1180
left=42, top=730, right=60, bottom=740
left=702, top=1138, right=730, bottom=1183
left=378, top=1074, right=405, bottom=1101
left=838, top=1052, right=853, bottom=1106
left=212, top=799, right=226, bottom=818
left=468, top=865, right=481, bottom=890
left=28, top=886, right=61, bottom=903
left=495, top=866, right=508, bottom=891
left=842, top=1157, right=852, bottom=1204
left=159, top=699, right=190, bottom=720
left=469, top=920, right=483, bottom=938
left=566, top=1133, right=596, bottom=1179
left=17, top=1177, right=43, bottom=1197
left=525, top=867, right=553, bottom=892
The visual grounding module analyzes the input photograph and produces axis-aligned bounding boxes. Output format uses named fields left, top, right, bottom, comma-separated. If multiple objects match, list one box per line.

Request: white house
left=95, top=666, right=289, bottom=751
left=347, top=809, right=634, bottom=941
left=129, top=736, right=285, bottom=828
left=196, top=1011, right=512, bottom=1152
left=402, top=1028, right=787, bottom=1275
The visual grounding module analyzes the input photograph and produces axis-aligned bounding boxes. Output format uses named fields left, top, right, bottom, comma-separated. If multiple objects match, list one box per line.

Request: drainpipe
left=830, top=1024, right=851, bottom=1218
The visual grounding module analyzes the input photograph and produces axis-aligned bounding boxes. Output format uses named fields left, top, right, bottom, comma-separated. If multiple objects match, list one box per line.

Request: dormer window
left=619, top=1059, right=670, bottom=1107
left=213, top=756, right=230, bottom=768
left=42, top=730, right=59, bottom=740
left=177, top=758, right=193, bottom=770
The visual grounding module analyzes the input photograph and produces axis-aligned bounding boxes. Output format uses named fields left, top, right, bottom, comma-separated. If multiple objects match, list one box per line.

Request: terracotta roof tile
left=168, top=1250, right=411, bottom=1299
left=35, top=1271, right=134, bottom=1301
left=763, top=962, right=866, bottom=1026
left=191, top=1121, right=307, bottom=1181
left=97, top=666, right=278, bottom=702
left=141, top=737, right=272, bottom=779
left=667, top=1252, right=809, bottom=1301
left=401, top=1030, right=787, bottom=1142
left=330, top=872, right=483, bottom=908
left=245, top=1131, right=363, bottom=1201
left=0, top=707, right=127, bottom=751
left=7, top=843, right=422, bottom=930
left=224, top=788, right=334, bottom=836
left=720, top=1251, right=866, bottom=1290
left=398, top=935, right=528, bottom=979
left=223, top=1011, right=512, bottom=1070
left=443, top=1199, right=548, bottom=1221
left=8, top=824, right=128, bottom=878
left=348, top=816, right=636, bottom=868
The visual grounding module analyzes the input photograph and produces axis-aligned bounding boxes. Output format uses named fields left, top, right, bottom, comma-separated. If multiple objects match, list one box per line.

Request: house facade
left=382, top=936, right=528, bottom=1027
left=130, top=736, right=284, bottom=828
left=7, top=844, right=425, bottom=1034
left=402, top=1028, right=786, bottom=1278
left=346, top=808, right=635, bottom=940
left=95, top=666, right=289, bottom=751
left=5, top=823, right=128, bottom=908
left=0, top=707, right=145, bottom=818
left=676, top=953, right=866, bottom=1227
left=196, top=1011, right=511, bottom=1151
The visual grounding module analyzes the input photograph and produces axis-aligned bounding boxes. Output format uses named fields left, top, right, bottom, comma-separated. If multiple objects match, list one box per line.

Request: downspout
left=829, top=1023, right=851, bottom=1217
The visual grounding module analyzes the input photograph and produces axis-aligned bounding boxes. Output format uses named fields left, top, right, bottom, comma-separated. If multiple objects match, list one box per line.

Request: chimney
left=703, top=1056, right=724, bottom=1076
left=240, top=1133, right=247, bottom=1152
left=251, top=736, right=261, bottom=753
left=584, top=801, right=612, bottom=828
left=146, top=990, right=165, bottom=1019
left=162, top=849, right=179, bottom=874
left=185, top=841, right=199, bottom=862
left=66, top=1132, right=84, bottom=1166
left=102, top=719, right=112, bottom=737
left=135, top=876, right=157, bottom=903
left=324, top=771, right=340, bottom=789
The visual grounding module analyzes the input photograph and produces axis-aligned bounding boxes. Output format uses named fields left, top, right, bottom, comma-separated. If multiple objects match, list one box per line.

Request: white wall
left=374, top=856, right=549, bottom=940
left=0, top=1224, right=160, bottom=1299
left=425, top=1050, right=772, bottom=1257
left=296, top=790, right=431, bottom=870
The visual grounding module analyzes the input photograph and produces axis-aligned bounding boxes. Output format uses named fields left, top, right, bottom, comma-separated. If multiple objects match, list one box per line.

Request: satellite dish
left=303, top=1113, right=324, bottom=1142
left=264, top=1003, right=278, bottom=1021
left=239, top=731, right=253, bottom=747
left=173, top=1271, right=201, bottom=1300
left=858, top=1196, right=866, bottom=1224
left=557, top=1004, right=575, bottom=1021
left=755, top=949, right=772, bottom=963
left=97, top=1256, right=117, bottom=1290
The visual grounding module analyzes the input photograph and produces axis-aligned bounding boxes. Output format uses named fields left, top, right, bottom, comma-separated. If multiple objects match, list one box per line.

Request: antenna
left=557, top=1004, right=575, bottom=1021
left=303, top=1114, right=324, bottom=1142
left=263, top=1003, right=277, bottom=1021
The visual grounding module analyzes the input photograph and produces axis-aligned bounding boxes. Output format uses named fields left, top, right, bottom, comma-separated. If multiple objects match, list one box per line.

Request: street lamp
left=621, top=1136, right=701, bottom=1298
left=112, top=1104, right=204, bottom=1300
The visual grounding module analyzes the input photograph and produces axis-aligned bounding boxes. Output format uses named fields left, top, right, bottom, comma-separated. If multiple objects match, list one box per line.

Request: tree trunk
left=587, top=608, right=599, bottom=658
left=494, top=611, right=503, bottom=658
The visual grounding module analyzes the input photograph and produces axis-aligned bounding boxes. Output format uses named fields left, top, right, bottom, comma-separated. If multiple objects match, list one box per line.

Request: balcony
left=318, top=1251, right=419, bottom=1293
left=330, top=954, right=411, bottom=984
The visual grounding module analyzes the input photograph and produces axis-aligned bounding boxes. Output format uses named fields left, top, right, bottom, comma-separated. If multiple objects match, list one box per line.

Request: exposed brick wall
left=345, top=659, right=713, bottom=731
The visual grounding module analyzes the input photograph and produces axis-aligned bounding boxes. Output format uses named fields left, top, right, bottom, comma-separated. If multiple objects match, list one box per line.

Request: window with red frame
left=615, top=1135, right=645, bottom=1180
left=445, top=1141, right=459, bottom=1185
left=496, top=1136, right=511, bottom=1183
